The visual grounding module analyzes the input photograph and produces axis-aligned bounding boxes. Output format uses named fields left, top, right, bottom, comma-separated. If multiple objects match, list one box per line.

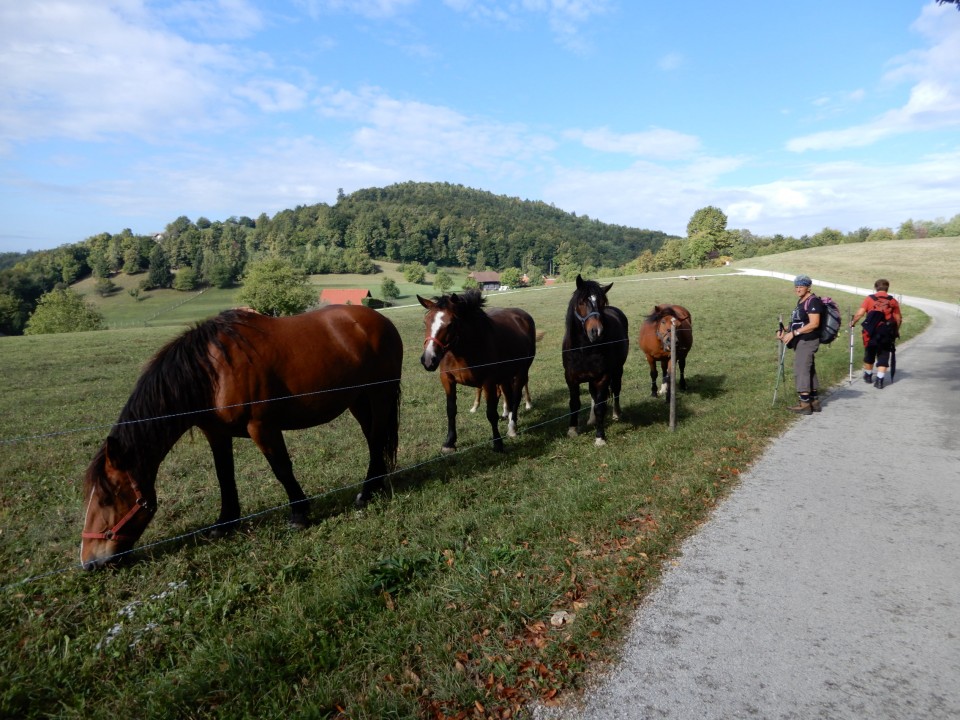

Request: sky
left=1, top=1, right=959, bottom=254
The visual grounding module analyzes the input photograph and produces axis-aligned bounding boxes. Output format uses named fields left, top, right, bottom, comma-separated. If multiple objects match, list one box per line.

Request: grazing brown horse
left=418, top=290, right=536, bottom=454
left=562, top=275, right=629, bottom=446
left=80, top=306, right=403, bottom=570
left=638, top=304, right=693, bottom=401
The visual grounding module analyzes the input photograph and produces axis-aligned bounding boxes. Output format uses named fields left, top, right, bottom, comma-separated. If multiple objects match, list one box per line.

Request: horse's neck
left=115, top=408, right=195, bottom=474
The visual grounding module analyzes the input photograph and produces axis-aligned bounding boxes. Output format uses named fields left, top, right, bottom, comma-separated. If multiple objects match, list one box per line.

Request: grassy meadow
left=0, top=247, right=943, bottom=719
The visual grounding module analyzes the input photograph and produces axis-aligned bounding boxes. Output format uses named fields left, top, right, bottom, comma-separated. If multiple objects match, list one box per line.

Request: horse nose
left=420, top=352, right=437, bottom=371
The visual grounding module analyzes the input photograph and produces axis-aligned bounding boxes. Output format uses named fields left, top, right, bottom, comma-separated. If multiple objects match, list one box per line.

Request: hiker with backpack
left=850, top=279, right=902, bottom=389
left=777, top=274, right=825, bottom=415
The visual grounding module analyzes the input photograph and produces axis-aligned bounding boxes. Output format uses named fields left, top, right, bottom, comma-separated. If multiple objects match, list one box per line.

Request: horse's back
left=487, top=306, right=537, bottom=360
left=213, top=307, right=402, bottom=425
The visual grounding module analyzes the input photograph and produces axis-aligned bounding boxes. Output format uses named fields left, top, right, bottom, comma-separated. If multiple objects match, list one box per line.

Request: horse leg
left=441, top=376, right=458, bottom=454
left=470, top=386, right=482, bottom=413
left=589, top=381, right=609, bottom=447
left=349, top=393, right=390, bottom=507
left=678, top=351, right=688, bottom=391
left=248, top=423, right=309, bottom=529
left=566, top=379, right=582, bottom=438
left=523, top=382, right=533, bottom=410
left=485, top=381, right=506, bottom=452
left=660, top=358, right=670, bottom=401
left=202, top=429, right=240, bottom=538
left=648, top=357, right=659, bottom=397
left=610, top=368, right=623, bottom=421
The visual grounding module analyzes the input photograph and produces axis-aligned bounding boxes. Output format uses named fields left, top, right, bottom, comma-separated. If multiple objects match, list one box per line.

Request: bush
left=172, top=267, right=200, bottom=291
left=381, top=277, right=400, bottom=300
left=236, top=257, right=317, bottom=316
left=24, top=289, right=104, bottom=335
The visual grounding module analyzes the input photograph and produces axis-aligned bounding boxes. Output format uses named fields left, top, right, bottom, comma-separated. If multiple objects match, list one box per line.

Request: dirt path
left=536, top=276, right=960, bottom=720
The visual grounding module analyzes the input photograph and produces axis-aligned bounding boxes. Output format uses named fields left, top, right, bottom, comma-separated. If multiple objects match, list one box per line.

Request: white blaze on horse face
left=423, top=310, right=449, bottom=366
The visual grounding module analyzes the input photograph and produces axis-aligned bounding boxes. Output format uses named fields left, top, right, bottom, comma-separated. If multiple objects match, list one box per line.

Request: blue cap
left=794, top=274, right=812, bottom=287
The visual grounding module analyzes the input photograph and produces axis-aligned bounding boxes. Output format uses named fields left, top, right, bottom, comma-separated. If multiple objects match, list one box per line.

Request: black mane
left=110, top=310, right=257, bottom=460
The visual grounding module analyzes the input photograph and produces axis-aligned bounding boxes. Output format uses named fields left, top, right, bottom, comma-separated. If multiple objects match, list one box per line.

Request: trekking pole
left=772, top=314, right=786, bottom=407
left=848, top=312, right=855, bottom=383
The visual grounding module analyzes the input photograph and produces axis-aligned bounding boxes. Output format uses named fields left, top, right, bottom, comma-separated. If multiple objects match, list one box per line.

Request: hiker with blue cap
left=776, top=274, right=825, bottom=414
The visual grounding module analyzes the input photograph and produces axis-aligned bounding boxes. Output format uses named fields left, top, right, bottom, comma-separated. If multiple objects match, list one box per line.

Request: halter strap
left=82, top=482, right=156, bottom=543
left=423, top=335, right=448, bottom=350
left=575, top=308, right=601, bottom=324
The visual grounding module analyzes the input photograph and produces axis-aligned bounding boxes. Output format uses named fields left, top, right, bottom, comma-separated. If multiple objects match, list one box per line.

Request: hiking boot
left=863, top=372, right=873, bottom=384
left=874, top=377, right=885, bottom=389
left=787, top=401, right=813, bottom=415
left=810, top=397, right=822, bottom=412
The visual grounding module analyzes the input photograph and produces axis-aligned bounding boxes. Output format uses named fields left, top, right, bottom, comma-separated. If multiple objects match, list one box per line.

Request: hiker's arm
left=850, top=306, right=866, bottom=327
left=798, top=312, right=820, bottom=334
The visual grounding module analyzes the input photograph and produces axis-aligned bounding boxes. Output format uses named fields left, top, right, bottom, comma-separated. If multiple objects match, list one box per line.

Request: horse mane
left=645, top=304, right=690, bottom=325
left=435, top=289, right=493, bottom=330
left=108, top=309, right=259, bottom=463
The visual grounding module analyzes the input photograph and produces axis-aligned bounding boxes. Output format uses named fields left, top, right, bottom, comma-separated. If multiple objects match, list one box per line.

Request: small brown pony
left=418, top=289, right=536, bottom=454
left=562, top=275, right=629, bottom=446
left=638, top=304, right=693, bottom=401
left=80, top=306, right=402, bottom=569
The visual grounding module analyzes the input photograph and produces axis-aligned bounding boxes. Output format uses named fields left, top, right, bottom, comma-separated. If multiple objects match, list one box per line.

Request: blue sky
left=2, top=0, right=959, bottom=253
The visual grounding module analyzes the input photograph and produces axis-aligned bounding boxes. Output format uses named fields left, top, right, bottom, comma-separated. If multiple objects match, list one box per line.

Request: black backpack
left=861, top=294, right=898, bottom=346
left=804, top=295, right=841, bottom=344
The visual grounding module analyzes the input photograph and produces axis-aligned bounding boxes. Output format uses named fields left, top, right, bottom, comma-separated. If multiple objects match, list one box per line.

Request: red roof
left=319, top=288, right=371, bottom=306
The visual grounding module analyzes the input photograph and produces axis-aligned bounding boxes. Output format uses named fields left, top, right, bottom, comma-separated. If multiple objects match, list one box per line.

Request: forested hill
left=317, top=182, right=673, bottom=271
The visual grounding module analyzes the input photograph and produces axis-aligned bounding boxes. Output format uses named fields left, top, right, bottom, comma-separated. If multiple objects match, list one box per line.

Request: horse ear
left=417, top=295, right=434, bottom=310
left=602, top=282, right=613, bottom=295
left=105, top=436, right=130, bottom=471
left=576, top=274, right=584, bottom=288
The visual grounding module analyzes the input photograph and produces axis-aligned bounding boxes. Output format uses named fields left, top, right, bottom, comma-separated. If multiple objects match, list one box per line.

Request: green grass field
left=76, top=261, right=475, bottom=329
left=0, top=244, right=948, bottom=719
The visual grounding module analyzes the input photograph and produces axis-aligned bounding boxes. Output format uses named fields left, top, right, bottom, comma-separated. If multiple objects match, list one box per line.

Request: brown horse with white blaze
left=80, top=306, right=402, bottom=570
left=638, top=304, right=693, bottom=401
left=418, top=290, right=536, bottom=454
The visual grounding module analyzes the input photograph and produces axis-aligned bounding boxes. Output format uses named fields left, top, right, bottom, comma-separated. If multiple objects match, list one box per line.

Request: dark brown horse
left=638, top=304, right=693, bottom=401
left=562, top=275, right=629, bottom=446
left=418, top=290, right=536, bottom=454
left=80, top=306, right=402, bottom=569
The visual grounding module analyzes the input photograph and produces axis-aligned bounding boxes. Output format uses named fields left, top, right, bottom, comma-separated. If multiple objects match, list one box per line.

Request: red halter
left=82, top=481, right=156, bottom=543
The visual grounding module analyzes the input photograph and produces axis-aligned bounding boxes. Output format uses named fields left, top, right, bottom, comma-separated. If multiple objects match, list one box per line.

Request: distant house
left=319, top=288, right=372, bottom=306
left=468, top=271, right=501, bottom=291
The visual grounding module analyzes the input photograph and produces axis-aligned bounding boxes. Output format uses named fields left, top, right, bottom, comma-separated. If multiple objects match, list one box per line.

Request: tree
left=145, top=245, right=174, bottom=289
left=499, top=267, right=523, bottom=288
left=172, top=266, right=199, bottom=291
left=24, top=288, right=104, bottom=335
left=403, top=262, right=426, bottom=284
left=236, top=257, right=316, bottom=316
left=433, top=269, right=453, bottom=293
left=381, top=277, right=400, bottom=301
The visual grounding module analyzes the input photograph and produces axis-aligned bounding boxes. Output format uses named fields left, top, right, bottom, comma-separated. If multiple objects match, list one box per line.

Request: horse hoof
left=441, top=446, right=457, bottom=455
left=207, top=520, right=239, bottom=539
left=594, top=437, right=607, bottom=447
left=289, top=516, right=310, bottom=531
left=567, top=428, right=579, bottom=438
left=354, top=492, right=368, bottom=508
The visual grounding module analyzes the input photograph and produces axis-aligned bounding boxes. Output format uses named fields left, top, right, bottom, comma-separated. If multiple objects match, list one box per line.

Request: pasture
left=0, top=270, right=929, bottom=718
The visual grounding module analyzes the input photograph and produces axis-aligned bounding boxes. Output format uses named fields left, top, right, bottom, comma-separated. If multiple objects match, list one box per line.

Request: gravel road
left=536, top=277, right=960, bottom=720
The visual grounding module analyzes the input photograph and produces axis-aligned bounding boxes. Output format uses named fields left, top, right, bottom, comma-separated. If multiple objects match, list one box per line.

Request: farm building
left=319, top=288, right=372, bottom=306
left=468, top=271, right=501, bottom=291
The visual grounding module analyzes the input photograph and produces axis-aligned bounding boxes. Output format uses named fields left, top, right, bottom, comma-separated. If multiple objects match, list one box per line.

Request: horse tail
left=383, top=378, right=401, bottom=473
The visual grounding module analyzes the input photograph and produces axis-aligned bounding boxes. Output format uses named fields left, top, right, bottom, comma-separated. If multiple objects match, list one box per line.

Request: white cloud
left=315, top=86, right=554, bottom=173
left=0, top=2, right=260, bottom=143
left=567, top=127, right=701, bottom=160
left=658, top=52, right=683, bottom=71
left=788, top=3, right=960, bottom=153
left=295, top=0, right=418, bottom=19
left=443, top=0, right=612, bottom=51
